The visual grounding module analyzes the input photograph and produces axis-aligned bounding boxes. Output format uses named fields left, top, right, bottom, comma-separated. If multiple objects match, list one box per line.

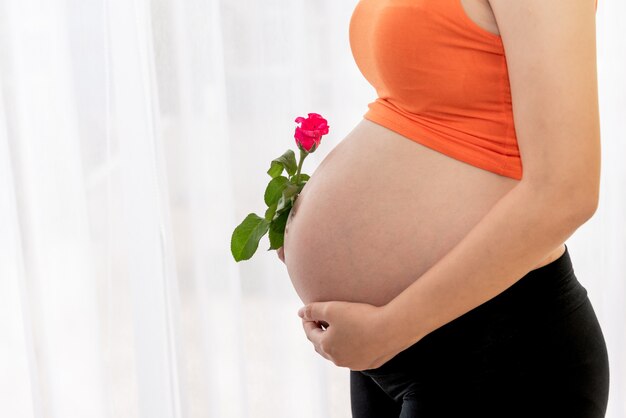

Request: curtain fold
left=0, top=71, right=40, bottom=418
left=1, top=0, right=107, bottom=417
left=106, top=0, right=185, bottom=416
left=0, top=0, right=623, bottom=417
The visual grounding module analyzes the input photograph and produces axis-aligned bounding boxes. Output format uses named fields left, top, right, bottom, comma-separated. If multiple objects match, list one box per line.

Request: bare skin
left=281, top=119, right=564, bottom=307
left=459, top=0, right=501, bottom=36
left=278, top=0, right=566, bottom=307
left=292, top=0, right=600, bottom=372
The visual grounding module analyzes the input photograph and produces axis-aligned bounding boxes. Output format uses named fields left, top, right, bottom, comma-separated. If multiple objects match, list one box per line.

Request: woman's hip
left=355, top=244, right=610, bottom=414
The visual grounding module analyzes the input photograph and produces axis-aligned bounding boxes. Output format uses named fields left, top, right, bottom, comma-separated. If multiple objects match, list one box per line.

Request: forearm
left=381, top=180, right=596, bottom=350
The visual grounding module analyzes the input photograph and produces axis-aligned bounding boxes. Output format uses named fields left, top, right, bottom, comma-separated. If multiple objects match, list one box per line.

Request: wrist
left=379, top=299, right=426, bottom=355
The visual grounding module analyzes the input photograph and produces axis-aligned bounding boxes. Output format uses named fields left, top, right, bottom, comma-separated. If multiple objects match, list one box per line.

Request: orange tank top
left=349, top=0, right=598, bottom=180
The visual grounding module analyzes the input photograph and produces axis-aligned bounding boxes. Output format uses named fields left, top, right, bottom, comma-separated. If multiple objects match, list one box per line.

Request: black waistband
left=520, top=243, right=574, bottom=283
left=360, top=244, right=588, bottom=376
left=477, top=243, right=587, bottom=318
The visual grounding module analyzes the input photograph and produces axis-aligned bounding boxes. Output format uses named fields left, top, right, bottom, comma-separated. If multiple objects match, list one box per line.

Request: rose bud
left=294, top=113, right=329, bottom=153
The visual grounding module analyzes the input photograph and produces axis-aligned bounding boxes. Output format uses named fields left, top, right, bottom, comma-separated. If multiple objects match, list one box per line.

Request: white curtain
left=0, top=0, right=623, bottom=417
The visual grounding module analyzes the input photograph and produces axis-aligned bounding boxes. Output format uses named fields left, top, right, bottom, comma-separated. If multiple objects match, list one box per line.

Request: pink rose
left=232, top=112, right=331, bottom=262
left=294, top=113, right=330, bottom=153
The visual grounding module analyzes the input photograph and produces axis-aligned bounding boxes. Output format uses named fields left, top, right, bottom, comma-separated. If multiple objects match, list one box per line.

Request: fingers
left=302, top=319, right=324, bottom=344
left=302, top=319, right=332, bottom=361
left=298, top=302, right=335, bottom=363
left=301, top=302, right=331, bottom=323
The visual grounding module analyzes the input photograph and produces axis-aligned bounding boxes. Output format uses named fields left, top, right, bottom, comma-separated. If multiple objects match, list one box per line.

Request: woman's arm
left=381, top=0, right=601, bottom=351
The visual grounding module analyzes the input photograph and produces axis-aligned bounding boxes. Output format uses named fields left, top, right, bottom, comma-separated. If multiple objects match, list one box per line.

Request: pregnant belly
left=283, top=118, right=521, bottom=307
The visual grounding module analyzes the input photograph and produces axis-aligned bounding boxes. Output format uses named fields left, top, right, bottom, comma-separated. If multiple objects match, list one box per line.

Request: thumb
left=297, top=302, right=330, bottom=321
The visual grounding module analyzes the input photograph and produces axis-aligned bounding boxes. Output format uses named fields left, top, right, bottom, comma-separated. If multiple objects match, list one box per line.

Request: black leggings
left=350, top=245, right=610, bottom=418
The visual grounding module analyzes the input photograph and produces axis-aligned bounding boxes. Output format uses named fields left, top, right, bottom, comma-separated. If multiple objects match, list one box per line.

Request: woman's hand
left=297, top=301, right=407, bottom=371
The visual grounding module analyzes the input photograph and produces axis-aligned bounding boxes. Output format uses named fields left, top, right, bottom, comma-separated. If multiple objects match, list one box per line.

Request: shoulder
left=487, top=0, right=600, bottom=208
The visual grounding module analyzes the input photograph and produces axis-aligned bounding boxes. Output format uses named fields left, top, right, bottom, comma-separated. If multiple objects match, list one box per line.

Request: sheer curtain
left=0, top=0, right=623, bottom=417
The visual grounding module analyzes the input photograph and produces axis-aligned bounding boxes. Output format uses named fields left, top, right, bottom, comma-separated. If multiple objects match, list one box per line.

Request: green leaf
left=275, top=195, right=289, bottom=216
left=267, top=161, right=284, bottom=178
left=267, top=230, right=283, bottom=250
left=293, top=173, right=310, bottom=184
left=267, top=149, right=298, bottom=178
left=271, top=209, right=289, bottom=234
left=268, top=210, right=290, bottom=250
left=231, top=213, right=271, bottom=262
left=276, top=193, right=295, bottom=216
left=273, top=183, right=299, bottom=218
left=282, top=183, right=300, bottom=199
left=264, top=176, right=289, bottom=207
left=264, top=202, right=277, bottom=222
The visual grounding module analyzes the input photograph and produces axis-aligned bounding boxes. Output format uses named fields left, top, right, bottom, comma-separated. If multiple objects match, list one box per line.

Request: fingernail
left=297, top=307, right=304, bottom=317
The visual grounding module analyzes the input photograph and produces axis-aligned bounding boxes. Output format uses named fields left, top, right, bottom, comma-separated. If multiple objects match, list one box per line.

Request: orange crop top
left=349, top=0, right=598, bottom=180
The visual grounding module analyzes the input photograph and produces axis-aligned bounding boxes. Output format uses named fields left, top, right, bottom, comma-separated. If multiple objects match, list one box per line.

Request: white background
left=0, top=0, right=623, bottom=417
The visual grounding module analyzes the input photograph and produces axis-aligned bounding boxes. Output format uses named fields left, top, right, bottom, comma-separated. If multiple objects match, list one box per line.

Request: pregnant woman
left=278, top=0, right=609, bottom=416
